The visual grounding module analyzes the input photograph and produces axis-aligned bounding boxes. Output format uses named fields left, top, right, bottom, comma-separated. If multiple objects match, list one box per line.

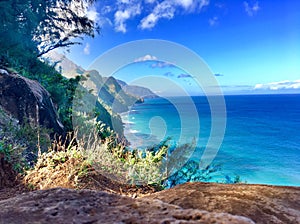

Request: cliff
left=45, top=51, right=156, bottom=101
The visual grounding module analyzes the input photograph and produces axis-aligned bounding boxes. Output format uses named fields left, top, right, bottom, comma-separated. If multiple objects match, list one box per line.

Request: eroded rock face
left=147, top=182, right=300, bottom=224
left=0, top=69, right=64, bottom=135
left=0, top=188, right=254, bottom=224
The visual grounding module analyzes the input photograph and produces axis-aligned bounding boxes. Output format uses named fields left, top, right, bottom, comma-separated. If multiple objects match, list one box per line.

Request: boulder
left=0, top=188, right=254, bottom=223
left=0, top=69, right=64, bottom=136
left=147, top=182, right=300, bottom=224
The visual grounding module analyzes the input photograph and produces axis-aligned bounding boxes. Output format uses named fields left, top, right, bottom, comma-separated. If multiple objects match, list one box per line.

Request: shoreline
left=118, top=95, right=300, bottom=187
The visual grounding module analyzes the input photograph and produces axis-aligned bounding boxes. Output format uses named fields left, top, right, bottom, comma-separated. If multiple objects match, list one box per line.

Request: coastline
left=118, top=94, right=300, bottom=187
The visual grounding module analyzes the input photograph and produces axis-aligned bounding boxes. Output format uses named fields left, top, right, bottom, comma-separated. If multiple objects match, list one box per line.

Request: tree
left=0, top=0, right=99, bottom=66
left=0, top=0, right=99, bottom=131
left=35, top=0, right=100, bottom=57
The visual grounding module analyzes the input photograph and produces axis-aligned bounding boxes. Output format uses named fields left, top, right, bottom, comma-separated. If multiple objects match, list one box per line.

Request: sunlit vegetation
left=0, top=0, right=240, bottom=190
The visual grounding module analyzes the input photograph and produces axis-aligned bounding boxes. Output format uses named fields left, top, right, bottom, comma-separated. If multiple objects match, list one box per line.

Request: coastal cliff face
left=117, top=79, right=157, bottom=99
left=46, top=51, right=155, bottom=105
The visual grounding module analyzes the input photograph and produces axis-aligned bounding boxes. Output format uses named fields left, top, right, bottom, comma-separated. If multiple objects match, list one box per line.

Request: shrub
left=165, top=160, right=222, bottom=188
left=0, top=139, right=29, bottom=173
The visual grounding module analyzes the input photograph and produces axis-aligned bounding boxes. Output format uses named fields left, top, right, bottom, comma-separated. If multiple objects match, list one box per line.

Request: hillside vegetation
left=0, top=0, right=224, bottom=193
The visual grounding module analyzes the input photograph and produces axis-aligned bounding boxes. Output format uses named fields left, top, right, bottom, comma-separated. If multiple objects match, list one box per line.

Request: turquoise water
left=122, top=94, right=300, bottom=186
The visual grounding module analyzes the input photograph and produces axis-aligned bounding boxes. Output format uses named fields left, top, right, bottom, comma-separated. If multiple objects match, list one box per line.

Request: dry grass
left=23, top=131, right=160, bottom=197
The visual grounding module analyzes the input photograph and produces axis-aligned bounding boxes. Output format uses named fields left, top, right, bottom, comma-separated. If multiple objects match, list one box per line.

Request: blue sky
left=64, top=0, right=300, bottom=95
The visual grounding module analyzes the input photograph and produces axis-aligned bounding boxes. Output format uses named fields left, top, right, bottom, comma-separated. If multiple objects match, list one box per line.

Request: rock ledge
left=0, top=188, right=254, bottom=224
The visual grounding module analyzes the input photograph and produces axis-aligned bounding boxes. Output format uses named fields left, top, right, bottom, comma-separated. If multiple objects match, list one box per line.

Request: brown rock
left=147, top=182, right=300, bottom=224
left=0, top=188, right=254, bottom=224
left=0, top=69, right=64, bottom=135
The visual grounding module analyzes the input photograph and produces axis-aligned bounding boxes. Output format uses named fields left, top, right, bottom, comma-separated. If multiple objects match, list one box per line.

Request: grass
left=19, top=124, right=227, bottom=190
left=74, top=129, right=168, bottom=185
left=1, top=112, right=228, bottom=190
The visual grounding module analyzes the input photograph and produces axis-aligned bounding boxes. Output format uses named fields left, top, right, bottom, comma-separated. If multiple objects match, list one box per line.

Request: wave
left=122, top=120, right=135, bottom=125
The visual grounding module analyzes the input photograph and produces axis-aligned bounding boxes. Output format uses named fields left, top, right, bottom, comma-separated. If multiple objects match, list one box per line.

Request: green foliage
left=125, top=146, right=168, bottom=185
left=96, top=121, right=115, bottom=140
left=223, top=175, right=245, bottom=184
left=95, top=101, right=124, bottom=137
left=70, top=125, right=223, bottom=188
left=27, top=183, right=36, bottom=190
left=72, top=79, right=125, bottom=138
left=0, top=0, right=229, bottom=190
left=36, top=147, right=82, bottom=168
left=14, top=121, right=51, bottom=153
left=0, top=0, right=99, bottom=65
left=0, top=139, right=29, bottom=173
left=0, top=0, right=97, bottom=132
left=1, top=113, right=51, bottom=168
left=165, top=160, right=222, bottom=188
left=0, top=141, right=13, bottom=161
left=12, top=58, right=80, bottom=131
left=77, top=160, right=93, bottom=178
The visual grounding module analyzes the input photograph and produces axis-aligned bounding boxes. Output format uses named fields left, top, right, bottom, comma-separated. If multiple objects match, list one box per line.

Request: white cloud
left=98, top=0, right=210, bottom=32
left=87, top=6, right=100, bottom=22
left=244, top=1, right=260, bottom=16
left=114, top=2, right=141, bottom=33
left=140, top=1, right=176, bottom=30
left=134, top=54, right=158, bottom=62
left=175, top=0, right=194, bottom=9
left=151, top=61, right=175, bottom=68
left=94, top=6, right=113, bottom=28
left=254, top=83, right=263, bottom=89
left=114, top=10, right=131, bottom=33
left=140, top=0, right=209, bottom=30
left=83, top=43, right=90, bottom=55
left=209, top=16, right=218, bottom=26
left=254, top=80, right=300, bottom=91
left=98, top=17, right=113, bottom=27
left=101, top=5, right=112, bottom=14
left=140, top=13, right=159, bottom=29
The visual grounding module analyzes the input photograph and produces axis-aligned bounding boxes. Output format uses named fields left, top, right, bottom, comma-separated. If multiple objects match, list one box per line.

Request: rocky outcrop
left=0, top=181, right=299, bottom=223
left=0, top=188, right=254, bottom=224
left=0, top=69, right=64, bottom=135
left=147, top=182, right=300, bottom=224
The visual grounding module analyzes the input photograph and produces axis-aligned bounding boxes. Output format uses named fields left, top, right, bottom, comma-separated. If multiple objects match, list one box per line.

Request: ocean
left=121, top=94, right=300, bottom=186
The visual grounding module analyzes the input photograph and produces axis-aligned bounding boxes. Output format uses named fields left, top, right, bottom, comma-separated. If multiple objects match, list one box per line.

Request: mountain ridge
left=45, top=51, right=157, bottom=100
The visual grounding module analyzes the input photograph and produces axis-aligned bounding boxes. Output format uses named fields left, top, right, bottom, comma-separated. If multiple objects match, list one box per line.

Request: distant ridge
left=117, top=79, right=157, bottom=99
left=45, top=51, right=157, bottom=100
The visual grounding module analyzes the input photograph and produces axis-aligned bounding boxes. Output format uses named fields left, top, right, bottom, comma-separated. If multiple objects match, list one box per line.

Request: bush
left=73, top=129, right=222, bottom=188
left=74, top=128, right=167, bottom=185
left=0, top=139, right=29, bottom=173
left=165, top=160, right=222, bottom=188
left=0, top=109, right=53, bottom=168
